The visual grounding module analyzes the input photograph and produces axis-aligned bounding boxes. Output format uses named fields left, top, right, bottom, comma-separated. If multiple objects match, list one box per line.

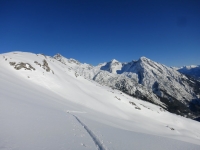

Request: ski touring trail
left=67, top=111, right=107, bottom=150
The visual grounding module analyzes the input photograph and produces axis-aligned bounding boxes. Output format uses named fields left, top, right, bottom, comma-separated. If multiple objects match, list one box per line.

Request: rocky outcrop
left=10, top=62, right=35, bottom=71
left=42, top=59, right=51, bottom=72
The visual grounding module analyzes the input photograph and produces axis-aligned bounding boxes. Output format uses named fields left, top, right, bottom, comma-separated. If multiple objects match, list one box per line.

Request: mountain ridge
left=178, top=65, right=200, bottom=81
left=53, top=53, right=200, bottom=119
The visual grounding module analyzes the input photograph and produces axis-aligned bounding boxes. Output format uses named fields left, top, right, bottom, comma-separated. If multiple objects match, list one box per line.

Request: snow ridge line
left=71, top=114, right=107, bottom=150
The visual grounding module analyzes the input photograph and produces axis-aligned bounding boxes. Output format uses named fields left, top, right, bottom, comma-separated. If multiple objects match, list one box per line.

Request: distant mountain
left=100, top=59, right=122, bottom=74
left=178, top=65, right=200, bottom=81
left=54, top=54, right=200, bottom=119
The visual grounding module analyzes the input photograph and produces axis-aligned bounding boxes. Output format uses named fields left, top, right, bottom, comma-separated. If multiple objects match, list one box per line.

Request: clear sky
left=0, top=0, right=200, bottom=67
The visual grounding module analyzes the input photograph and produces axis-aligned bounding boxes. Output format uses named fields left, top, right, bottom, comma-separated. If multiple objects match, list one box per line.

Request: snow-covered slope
left=1, top=51, right=200, bottom=150
left=178, top=65, right=200, bottom=81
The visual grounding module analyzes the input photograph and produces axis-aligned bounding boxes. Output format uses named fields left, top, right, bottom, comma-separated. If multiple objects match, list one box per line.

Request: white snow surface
left=1, top=52, right=200, bottom=150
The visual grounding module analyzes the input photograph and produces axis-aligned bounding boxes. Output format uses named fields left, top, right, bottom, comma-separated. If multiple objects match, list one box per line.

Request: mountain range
left=178, top=65, right=200, bottom=81
left=54, top=53, right=200, bottom=119
left=1, top=51, right=200, bottom=150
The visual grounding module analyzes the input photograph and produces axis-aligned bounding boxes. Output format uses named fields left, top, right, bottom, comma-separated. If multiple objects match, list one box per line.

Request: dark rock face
left=42, top=59, right=51, bottom=72
left=34, top=59, right=53, bottom=73
left=34, top=61, right=41, bottom=67
left=10, top=62, right=35, bottom=71
left=189, top=99, right=200, bottom=113
left=9, top=62, right=16, bottom=66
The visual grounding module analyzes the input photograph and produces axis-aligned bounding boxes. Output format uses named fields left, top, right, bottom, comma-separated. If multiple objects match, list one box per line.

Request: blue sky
left=0, top=0, right=200, bottom=67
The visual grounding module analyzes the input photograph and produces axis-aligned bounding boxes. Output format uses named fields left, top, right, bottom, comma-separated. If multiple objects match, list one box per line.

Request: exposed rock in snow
left=10, top=62, right=36, bottom=71
left=42, top=59, right=51, bottom=72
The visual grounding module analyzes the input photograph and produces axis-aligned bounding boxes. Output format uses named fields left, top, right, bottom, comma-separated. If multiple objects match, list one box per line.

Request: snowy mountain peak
left=53, top=53, right=64, bottom=59
left=54, top=53, right=62, bottom=57
left=53, top=53, right=68, bottom=65
left=110, top=59, right=119, bottom=63
left=137, top=56, right=155, bottom=66
left=100, top=59, right=122, bottom=74
left=53, top=54, right=81, bottom=66
left=68, top=58, right=80, bottom=65
left=139, top=56, right=150, bottom=61
left=95, top=56, right=199, bottom=117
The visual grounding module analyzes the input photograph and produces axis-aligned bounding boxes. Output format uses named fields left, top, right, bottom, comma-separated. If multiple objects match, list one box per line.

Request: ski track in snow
left=69, top=113, right=107, bottom=150
left=66, top=110, right=87, bottom=114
